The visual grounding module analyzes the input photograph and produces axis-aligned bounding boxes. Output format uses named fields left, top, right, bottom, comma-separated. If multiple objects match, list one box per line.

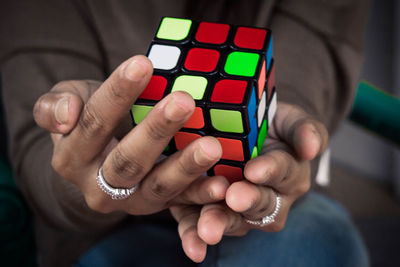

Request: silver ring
left=96, top=166, right=138, bottom=200
left=244, top=191, right=281, bottom=227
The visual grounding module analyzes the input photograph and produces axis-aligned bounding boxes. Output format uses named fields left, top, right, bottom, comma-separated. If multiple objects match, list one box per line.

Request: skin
left=33, top=55, right=328, bottom=263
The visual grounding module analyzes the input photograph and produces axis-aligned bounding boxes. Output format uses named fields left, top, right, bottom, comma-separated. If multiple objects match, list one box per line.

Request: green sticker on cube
left=131, top=105, right=153, bottom=124
left=171, top=75, right=208, bottom=100
left=251, top=147, right=258, bottom=159
left=164, top=144, right=170, bottom=152
left=224, top=51, right=260, bottom=77
left=157, top=17, right=192, bottom=41
left=210, top=109, right=243, bottom=133
left=257, top=119, right=267, bottom=153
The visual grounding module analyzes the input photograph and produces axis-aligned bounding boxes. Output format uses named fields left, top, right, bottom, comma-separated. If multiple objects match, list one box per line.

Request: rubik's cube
left=131, top=17, right=277, bottom=183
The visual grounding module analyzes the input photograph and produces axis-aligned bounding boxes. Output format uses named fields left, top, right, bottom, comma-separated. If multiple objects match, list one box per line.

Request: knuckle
left=144, top=119, right=170, bottom=141
left=111, top=147, right=146, bottom=179
left=268, top=150, right=292, bottom=180
left=176, top=156, right=198, bottom=177
left=264, top=161, right=279, bottom=185
left=265, top=171, right=279, bottom=186
left=85, top=80, right=102, bottom=95
left=78, top=103, right=107, bottom=137
left=106, top=80, right=129, bottom=105
left=148, top=179, right=179, bottom=201
left=277, top=151, right=294, bottom=178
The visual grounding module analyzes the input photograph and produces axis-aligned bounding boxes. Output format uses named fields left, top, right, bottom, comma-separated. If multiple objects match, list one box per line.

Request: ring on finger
left=244, top=190, right=281, bottom=227
left=96, top=166, right=139, bottom=200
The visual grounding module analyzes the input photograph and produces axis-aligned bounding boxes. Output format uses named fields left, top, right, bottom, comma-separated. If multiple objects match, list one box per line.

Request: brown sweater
left=0, top=0, right=369, bottom=266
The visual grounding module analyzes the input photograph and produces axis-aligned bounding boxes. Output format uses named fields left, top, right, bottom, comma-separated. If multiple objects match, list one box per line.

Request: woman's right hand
left=33, top=55, right=228, bottom=215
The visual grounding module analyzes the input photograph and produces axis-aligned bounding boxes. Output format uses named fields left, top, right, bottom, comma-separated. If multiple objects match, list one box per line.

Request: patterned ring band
left=96, top=166, right=139, bottom=200
left=244, top=191, right=281, bottom=227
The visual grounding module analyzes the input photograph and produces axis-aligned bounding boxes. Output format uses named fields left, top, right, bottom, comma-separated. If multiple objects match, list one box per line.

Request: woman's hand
left=33, top=55, right=228, bottom=215
left=170, top=102, right=328, bottom=262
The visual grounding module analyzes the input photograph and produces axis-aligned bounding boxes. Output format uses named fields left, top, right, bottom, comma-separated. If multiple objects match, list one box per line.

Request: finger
left=171, top=175, right=229, bottom=205
left=68, top=55, right=153, bottom=161
left=244, top=149, right=296, bottom=190
left=33, top=82, right=93, bottom=134
left=170, top=206, right=207, bottom=263
left=245, top=148, right=311, bottom=197
left=292, top=119, right=328, bottom=160
left=136, top=136, right=222, bottom=209
left=272, top=103, right=328, bottom=160
left=226, top=181, right=275, bottom=217
left=197, top=204, right=245, bottom=245
left=225, top=182, right=290, bottom=232
left=101, top=91, right=195, bottom=188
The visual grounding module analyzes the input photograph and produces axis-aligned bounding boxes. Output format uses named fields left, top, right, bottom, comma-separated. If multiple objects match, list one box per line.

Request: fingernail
left=164, top=97, right=191, bottom=121
left=123, top=59, right=146, bottom=81
left=194, top=142, right=218, bottom=166
left=209, top=190, right=215, bottom=200
left=309, top=124, right=321, bottom=148
left=55, top=97, right=69, bottom=124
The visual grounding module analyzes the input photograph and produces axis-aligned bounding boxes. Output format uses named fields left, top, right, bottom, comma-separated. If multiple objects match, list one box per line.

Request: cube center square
left=132, top=17, right=276, bottom=183
left=184, top=48, right=220, bottom=72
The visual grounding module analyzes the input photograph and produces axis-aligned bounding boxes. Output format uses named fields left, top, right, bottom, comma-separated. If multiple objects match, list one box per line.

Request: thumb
left=33, top=80, right=101, bottom=135
left=271, top=102, right=328, bottom=160
left=34, top=90, right=82, bottom=135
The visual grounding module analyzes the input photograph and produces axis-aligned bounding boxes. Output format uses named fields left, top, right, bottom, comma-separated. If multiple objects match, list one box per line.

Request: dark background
left=322, top=0, right=400, bottom=266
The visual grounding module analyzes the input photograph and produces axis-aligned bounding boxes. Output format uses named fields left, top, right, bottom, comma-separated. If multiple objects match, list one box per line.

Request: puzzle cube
left=131, top=17, right=277, bottom=183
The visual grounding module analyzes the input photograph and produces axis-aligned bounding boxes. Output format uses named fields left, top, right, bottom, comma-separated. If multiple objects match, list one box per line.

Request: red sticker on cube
left=211, top=79, right=247, bottom=104
left=234, top=27, right=267, bottom=50
left=183, top=107, right=205, bottom=129
left=184, top=48, right=220, bottom=72
left=195, top=22, right=230, bottom=44
left=174, top=132, right=202, bottom=150
left=217, top=138, right=244, bottom=161
left=139, top=75, right=167, bottom=100
left=214, top=164, right=243, bottom=183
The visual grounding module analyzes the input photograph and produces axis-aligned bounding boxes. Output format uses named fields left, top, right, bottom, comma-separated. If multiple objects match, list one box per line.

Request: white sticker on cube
left=257, top=91, right=266, bottom=127
left=148, top=44, right=181, bottom=70
left=268, top=92, right=277, bottom=128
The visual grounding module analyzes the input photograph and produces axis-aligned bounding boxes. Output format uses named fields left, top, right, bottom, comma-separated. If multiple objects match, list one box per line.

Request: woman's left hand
left=170, top=102, right=329, bottom=263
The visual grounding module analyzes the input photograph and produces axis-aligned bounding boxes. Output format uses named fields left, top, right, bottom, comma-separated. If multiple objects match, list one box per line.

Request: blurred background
left=321, top=0, right=400, bottom=266
left=0, top=0, right=399, bottom=266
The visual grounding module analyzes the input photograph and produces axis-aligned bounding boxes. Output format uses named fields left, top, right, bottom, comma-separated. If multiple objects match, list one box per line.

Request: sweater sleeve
left=264, top=0, right=370, bottom=134
left=0, top=0, right=126, bottom=234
